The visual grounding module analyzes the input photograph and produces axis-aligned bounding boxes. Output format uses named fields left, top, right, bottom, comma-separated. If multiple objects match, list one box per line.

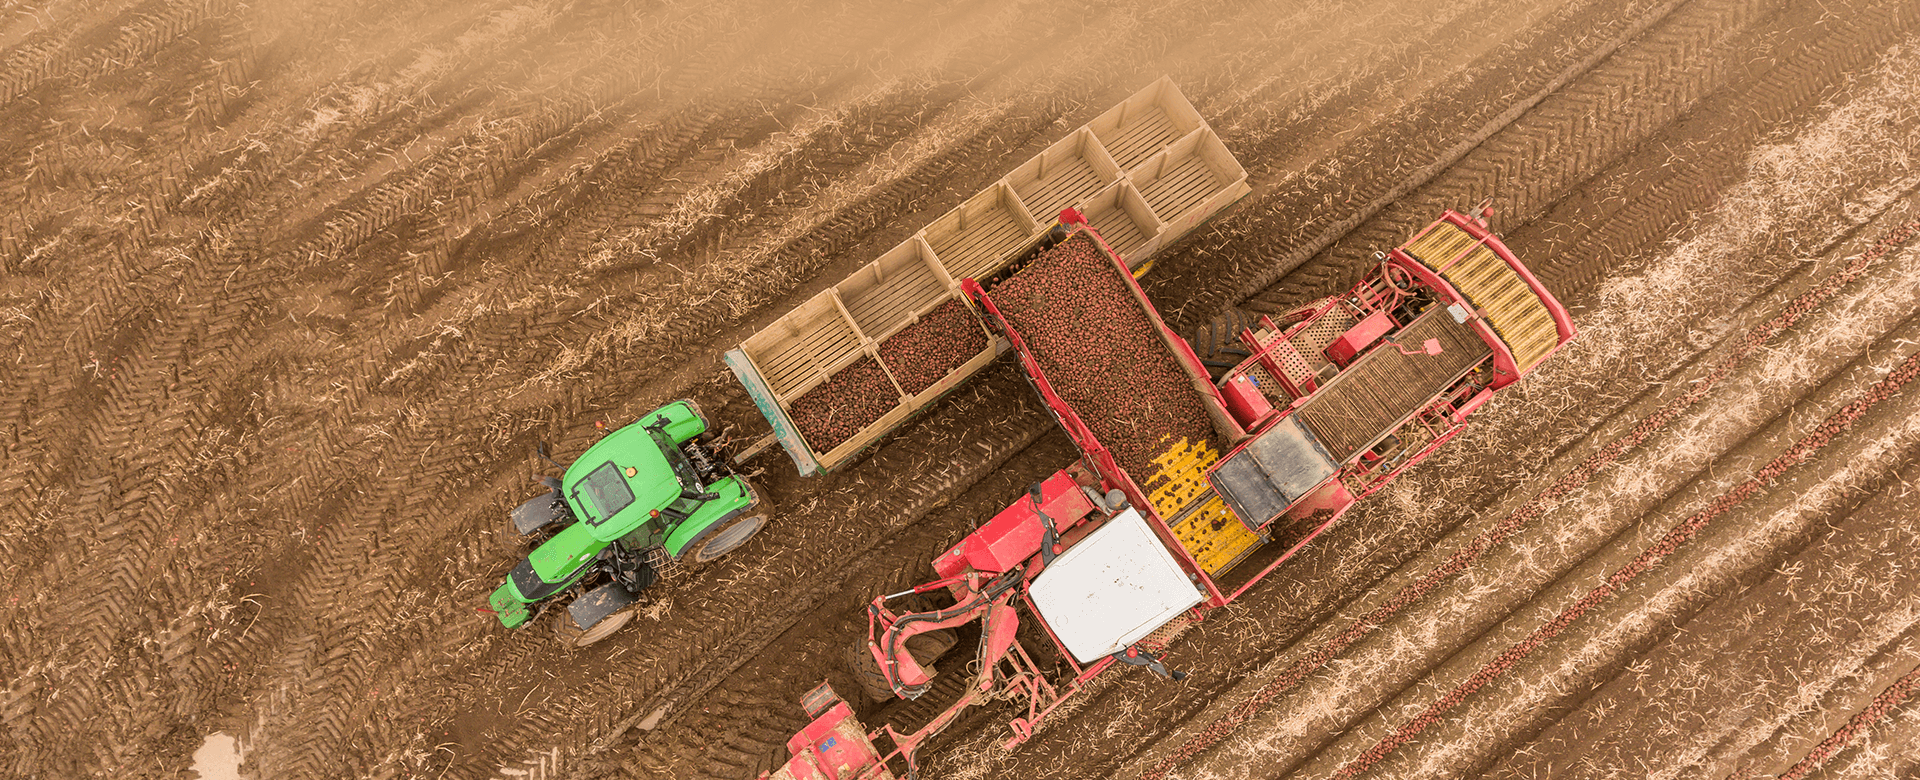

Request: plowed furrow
left=1484, top=479, right=1920, bottom=780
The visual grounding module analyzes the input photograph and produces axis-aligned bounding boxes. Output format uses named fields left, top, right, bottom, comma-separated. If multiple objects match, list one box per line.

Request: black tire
left=846, top=639, right=896, bottom=703
left=686, top=512, right=767, bottom=563
left=555, top=608, right=633, bottom=648
left=1191, top=308, right=1257, bottom=382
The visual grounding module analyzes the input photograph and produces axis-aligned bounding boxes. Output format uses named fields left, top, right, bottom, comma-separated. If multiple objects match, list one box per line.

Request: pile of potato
left=878, top=298, right=988, bottom=395
left=788, top=357, right=898, bottom=452
left=990, top=232, right=1216, bottom=478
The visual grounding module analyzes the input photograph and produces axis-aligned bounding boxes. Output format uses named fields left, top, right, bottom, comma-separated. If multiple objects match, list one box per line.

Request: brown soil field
left=3, top=1, right=1919, bottom=779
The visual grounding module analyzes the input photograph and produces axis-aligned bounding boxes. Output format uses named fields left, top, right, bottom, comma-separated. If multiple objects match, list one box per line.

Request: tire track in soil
left=224, top=38, right=1121, bottom=772
left=0, top=5, right=1028, bottom=775
left=1480, top=457, right=1920, bottom=780
left=1107, top=219, right=1920, bottom=780
left=226, top=88, right=1009, bottom=778
left=1777, top=660, right=1920, bottom=779
left=460, top=3, right=1666, bottom=772
left=1144, top=0, right=1685, bottom=333
left=614, top=433, right=1086, bottom=780
left=0, top=0, right=240, bottom=109
left=568, top=4, right=1920, bottom=772
left=1121, top=42, right=1920, bottom=772
left=1232, top=0, right=1917, bottom=318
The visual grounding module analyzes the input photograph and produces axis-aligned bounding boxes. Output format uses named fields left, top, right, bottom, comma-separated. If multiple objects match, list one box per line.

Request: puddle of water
left=190, top=732, right=244, bottom=780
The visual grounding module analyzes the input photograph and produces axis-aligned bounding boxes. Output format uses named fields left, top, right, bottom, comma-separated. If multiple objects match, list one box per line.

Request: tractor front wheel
left=687, top=513, right=767, bottom=563
left=556, top=608, right=634, bottom=648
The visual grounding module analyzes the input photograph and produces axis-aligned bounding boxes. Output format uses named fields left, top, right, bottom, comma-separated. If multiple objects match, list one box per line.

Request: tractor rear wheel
left=687, top=513, right=767, bottom=563
left=556, top=608, right=633, bottom=648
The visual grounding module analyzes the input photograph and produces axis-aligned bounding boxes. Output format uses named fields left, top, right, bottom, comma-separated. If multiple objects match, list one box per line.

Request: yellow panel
left=1442, top=247, right=1558, bottom=371
left=1143, top=437, right=1265, bottom=577
left=1405, top=222, right=1476, bottom=267
left=1171, top=496, right=1262, bottom=577
left=1143, top=437, right=1219, bottom=518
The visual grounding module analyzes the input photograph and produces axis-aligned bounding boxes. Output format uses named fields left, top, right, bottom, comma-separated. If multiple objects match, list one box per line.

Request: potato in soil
left=989, top=232, right=1218, bottom=478
left=878, top=298, right=990, bottom=395
left=789, top=357, right=899, bottom=452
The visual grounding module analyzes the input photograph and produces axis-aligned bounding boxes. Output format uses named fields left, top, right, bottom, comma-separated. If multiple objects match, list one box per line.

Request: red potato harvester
left=762, top=203, right=1576, bottom=780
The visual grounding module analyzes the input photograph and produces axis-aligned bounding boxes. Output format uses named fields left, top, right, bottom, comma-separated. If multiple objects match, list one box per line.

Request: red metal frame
left=959, top=223, right=1233, bottom=607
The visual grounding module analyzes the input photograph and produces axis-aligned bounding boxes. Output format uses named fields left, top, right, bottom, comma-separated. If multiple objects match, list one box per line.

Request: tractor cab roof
left=562, top=423, right=683, bottom=540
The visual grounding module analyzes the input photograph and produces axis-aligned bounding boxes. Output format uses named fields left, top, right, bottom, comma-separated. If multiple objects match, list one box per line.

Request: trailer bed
left=729, top=78, right=1250, bottom=476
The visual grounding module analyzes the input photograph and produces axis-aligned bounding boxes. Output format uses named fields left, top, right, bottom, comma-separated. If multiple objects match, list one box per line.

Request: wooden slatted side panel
left=1130, top=129, right=1237, bottom=229
left=1081, top=180, right=1161, bottom=262
left=838, top=237, right=953, bottom=342
left=1090, top=77, right=1203, bottom=170
left=740, top=292, right=864, bottom=399
left=1440, top=246, right=1561, bottom=371
left=1008, top=128, right=1121, bottom=222
left=1099, top=106, right=1183, bottom=169
left=925, top=183, right=1039, bottom=284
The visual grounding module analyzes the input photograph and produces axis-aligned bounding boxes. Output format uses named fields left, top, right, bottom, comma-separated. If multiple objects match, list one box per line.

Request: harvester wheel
left=846, top=639, right=898, bottom=703
left=556, top=608, right=634, bottom=648
left=1192, top=308, right=1256, bottom=381
left=687, top=513, right=767, bottom=563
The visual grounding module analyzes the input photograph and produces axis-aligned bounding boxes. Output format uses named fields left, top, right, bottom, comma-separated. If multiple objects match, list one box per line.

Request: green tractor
left=487, top=400, right=768, bottom=646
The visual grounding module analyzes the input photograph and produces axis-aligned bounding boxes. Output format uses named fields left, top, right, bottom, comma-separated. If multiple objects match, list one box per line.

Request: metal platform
left=1294, top=306, right=1490, bottom=463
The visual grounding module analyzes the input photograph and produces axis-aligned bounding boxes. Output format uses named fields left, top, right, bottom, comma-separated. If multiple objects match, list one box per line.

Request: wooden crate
left=732, top=77, right=1250, bottom=477
left=1130, top=128, right=1249, bottom=234
left=738, top=291, right=864, bottom=399
left=924, top=182, right=1040, bottom=284
left=1089, top=76, right=1205, bottom=170
left=1079, top=180, right=1162, bottom=266
left=837, top=236, right=957, bottom=343
left=1007, top=127, right=1123, bottom=224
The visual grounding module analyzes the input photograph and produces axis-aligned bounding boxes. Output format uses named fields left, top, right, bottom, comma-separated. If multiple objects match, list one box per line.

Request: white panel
left=1027, top=508, right=1204, bottom=662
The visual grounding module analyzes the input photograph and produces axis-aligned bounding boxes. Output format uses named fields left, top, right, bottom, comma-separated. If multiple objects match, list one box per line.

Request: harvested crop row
left=878, top=298, right=990, bottom=395
left=788, top=356, right=900, bottom=452
left=989, top=232, right=1216, bottom=479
